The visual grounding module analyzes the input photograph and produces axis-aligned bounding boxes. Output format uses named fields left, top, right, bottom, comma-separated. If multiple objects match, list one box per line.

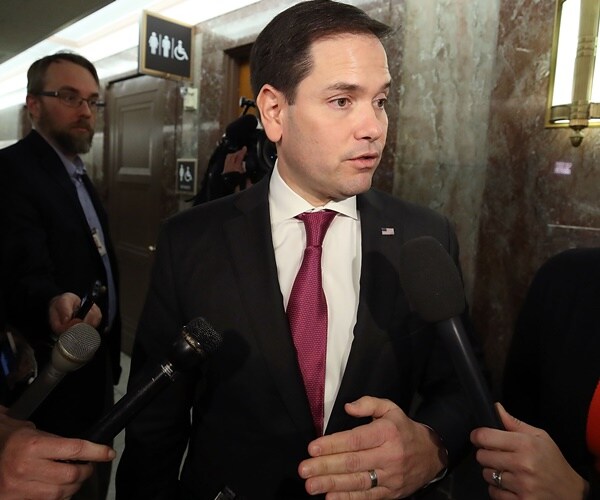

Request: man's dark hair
left=250, top=0, right=391, bottom=104
left=27, top=52, right=99, bottom=95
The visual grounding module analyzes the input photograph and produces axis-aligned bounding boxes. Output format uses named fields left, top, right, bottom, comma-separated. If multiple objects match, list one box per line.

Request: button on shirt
left=269, top=163, right=361, bottom=430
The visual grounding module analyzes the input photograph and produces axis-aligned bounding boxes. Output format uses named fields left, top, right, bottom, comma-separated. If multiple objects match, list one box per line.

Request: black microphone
left=84, top=317, right=223, bottom=444
left=224, top=113, right=258, bottom=150
left=8, top=323, right=101, bottom=420
left=398, top=236, right=503, bottom=429
left=73, top=280, right=106, bottom=320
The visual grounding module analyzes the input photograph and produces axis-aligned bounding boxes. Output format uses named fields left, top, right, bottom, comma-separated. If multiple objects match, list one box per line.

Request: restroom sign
left=176, top=158, right=197, bottom=194
left=140, top=11, right=193, bottom=81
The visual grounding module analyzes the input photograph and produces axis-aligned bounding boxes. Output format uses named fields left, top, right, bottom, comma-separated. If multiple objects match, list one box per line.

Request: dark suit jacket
left=0, top=130, right=121, bottom=437
left=117, top=176, right=475, bottom=499
left=503, top=247, right=600, bottom=498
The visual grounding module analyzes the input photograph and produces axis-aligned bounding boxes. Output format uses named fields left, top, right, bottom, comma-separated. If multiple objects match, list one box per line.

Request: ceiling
left=0, top=0, right=114, bottom=65
left=0, top=0, right=268, bottom=110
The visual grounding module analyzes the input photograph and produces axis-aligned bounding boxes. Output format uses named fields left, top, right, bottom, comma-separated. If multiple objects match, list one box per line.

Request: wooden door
left=105, top=75, right=176, bottom=354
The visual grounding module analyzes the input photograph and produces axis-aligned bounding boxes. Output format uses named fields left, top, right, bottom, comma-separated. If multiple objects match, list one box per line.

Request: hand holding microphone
left=49, top=292, right=101, bottom=333
left=7, top=323, right=101, bottom=420
left=398, top=236, right=503, bottom=429
left=85, top=317, right=223, bottom=444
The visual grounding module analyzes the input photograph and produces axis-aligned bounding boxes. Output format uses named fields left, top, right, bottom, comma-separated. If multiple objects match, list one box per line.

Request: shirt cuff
left=420, top=423, right=449, bottom=486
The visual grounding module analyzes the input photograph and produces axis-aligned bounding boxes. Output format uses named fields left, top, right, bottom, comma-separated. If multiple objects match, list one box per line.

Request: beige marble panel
left=391, top=0, right=500, bottom=308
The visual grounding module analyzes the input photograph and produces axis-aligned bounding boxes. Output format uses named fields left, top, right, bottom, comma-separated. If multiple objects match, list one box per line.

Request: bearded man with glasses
left=0, top=52, right=121, bottom=500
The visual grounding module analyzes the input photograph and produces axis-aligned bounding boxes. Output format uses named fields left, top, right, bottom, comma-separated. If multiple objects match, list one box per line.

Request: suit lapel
left=220, top=185, right=407, bottom=437
left=224, top=179, right=315, bottom=438
left=327, top=191, right=405, bottom=432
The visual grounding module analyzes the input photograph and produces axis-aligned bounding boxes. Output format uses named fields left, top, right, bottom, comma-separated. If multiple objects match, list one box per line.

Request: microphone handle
left=7, top=365, right=65, bottom=420
left=436, top=318, right=504, bottom=429
left=84, top=363, right=175, bottom=444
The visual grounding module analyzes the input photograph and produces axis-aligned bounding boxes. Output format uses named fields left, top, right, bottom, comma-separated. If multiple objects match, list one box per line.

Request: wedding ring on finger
left=492, top=470, right=504, bottom=489
left=368, top=469, right=378, bottom=489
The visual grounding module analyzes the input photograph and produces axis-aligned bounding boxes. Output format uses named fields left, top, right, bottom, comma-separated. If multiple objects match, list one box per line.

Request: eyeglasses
left=36, top=90, right=105, bottom=111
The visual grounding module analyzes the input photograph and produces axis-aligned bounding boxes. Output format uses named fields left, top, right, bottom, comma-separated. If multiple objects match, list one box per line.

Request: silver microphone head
left=53, top=323, right=101, bottom=372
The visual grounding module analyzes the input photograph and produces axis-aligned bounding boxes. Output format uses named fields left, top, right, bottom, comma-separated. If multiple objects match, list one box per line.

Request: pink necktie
left=287, top=210, right=337, bottom=435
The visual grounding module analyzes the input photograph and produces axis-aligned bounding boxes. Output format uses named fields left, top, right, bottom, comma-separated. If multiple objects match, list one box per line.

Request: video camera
left=192, top=98, right=276, bottom=205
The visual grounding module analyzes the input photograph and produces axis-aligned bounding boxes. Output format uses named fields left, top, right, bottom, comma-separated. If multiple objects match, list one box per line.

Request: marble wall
left=390, top=0, right=600, bottom=390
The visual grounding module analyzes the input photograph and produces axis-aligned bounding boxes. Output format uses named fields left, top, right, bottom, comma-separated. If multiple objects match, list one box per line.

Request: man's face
left=271, top=34, right=390, bottom=206
left=27, top=60, right=99, bottom=158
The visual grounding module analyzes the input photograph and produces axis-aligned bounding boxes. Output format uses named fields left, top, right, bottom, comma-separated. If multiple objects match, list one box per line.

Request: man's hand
left=298, top=396, right=447, bottom=499
left=222, top=146, right=247, bottom=175
left=48, top=292, right=102, bottom=335
left=0, top=408, right=115, bottom=499
left=470, top=403, right=589, bottom=500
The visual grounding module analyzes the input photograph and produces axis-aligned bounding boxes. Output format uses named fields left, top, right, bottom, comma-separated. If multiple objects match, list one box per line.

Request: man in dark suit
left=117, top=2, right=475, bottom=499
left=0, top=52, right=120, bottom=500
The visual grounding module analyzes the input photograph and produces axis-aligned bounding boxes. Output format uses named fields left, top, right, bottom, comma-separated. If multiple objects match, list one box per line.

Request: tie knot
left=297, top=210, right=336, bottom=247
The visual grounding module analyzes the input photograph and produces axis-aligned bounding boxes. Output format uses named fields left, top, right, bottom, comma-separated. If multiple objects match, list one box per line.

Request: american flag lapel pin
left=381, top=227, right=395, bottom=236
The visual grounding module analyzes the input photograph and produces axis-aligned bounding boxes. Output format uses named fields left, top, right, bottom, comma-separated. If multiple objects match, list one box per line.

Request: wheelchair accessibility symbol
left=176, top=159, right=197, bottom=193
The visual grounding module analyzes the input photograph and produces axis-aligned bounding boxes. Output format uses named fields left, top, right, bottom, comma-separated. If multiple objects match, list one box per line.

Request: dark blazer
left=503, top=247, right=600, bottom=498
left=117, top=176, right=475, bottom=500
left=0, top=130, right=121, bottom=437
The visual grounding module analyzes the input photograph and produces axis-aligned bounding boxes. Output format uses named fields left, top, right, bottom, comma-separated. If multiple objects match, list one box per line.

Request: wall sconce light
left=546, top=0, right=600, bottom=147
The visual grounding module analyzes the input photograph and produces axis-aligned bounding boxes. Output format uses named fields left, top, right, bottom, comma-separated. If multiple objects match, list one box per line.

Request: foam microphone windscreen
left=398, top=236, right=466, bottom=322
left=176, top=316, right=223, bottom=366
left=398, top=236, right=504, bottom=429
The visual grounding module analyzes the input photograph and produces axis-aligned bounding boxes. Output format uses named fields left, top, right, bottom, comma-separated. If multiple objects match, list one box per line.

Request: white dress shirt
left=269, top=163, right=361, bottom=431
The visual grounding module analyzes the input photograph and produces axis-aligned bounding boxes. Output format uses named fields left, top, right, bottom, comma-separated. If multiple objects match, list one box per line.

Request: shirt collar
left=37, top=129, right=85, bottom=179
left=269, top=161, right=358, bottom=224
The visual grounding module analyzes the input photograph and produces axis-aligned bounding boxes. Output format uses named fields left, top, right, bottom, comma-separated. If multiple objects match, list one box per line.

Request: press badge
left=92, top=228, right=107, bottom=257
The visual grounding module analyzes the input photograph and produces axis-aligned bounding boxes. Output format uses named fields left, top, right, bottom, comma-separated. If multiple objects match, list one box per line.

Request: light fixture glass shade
left=593, top=47, right=600, bottom=101
left=546, top=0, right=600, bottom=145
left=551, top=0, right=579, bottom=108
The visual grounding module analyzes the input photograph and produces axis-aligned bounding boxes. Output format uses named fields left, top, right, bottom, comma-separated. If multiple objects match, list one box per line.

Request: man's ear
left=256, top=84, right=285, bottom=143
left=25, top=94, right=40, bottom=121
